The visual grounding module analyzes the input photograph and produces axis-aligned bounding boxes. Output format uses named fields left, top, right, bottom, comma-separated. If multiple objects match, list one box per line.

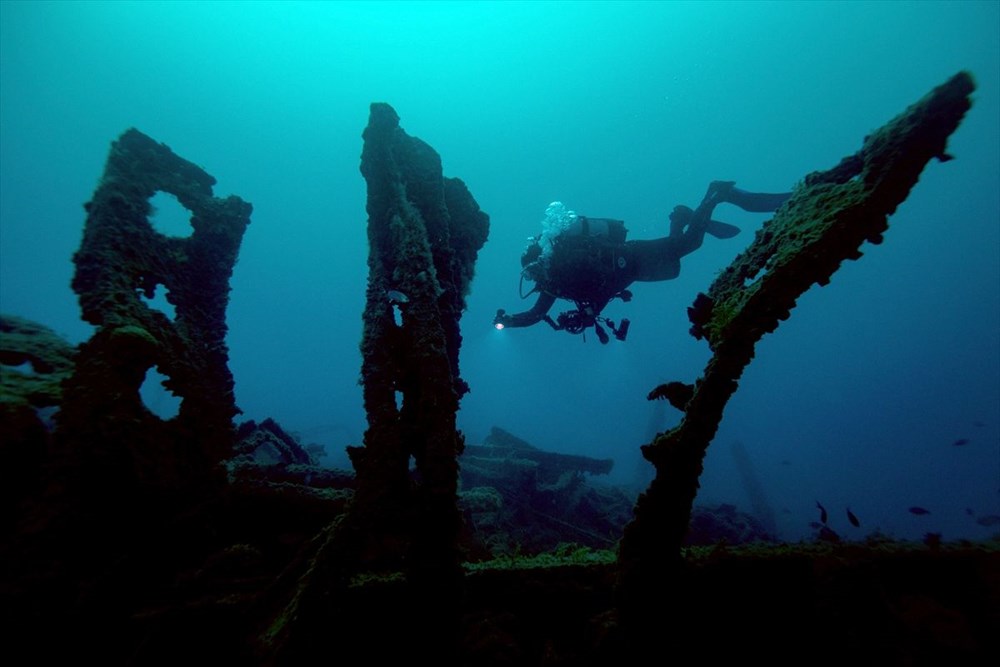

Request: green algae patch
left=109, top=324, right=159, bottom=350
left=465, top=543, right=618, bottom=572
left=0, top=314, right=76, bottom=408
left=621, top=73, right=977, bottom=614
left=348, top=570, right=407, bottom=588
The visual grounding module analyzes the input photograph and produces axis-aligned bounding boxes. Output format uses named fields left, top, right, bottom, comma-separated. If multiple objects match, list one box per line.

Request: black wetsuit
left=495, top=182, right=790, bottom=333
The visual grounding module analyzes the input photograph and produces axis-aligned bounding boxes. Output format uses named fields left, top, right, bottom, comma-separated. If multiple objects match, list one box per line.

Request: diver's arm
left=494, top=292, right=557, bottom=329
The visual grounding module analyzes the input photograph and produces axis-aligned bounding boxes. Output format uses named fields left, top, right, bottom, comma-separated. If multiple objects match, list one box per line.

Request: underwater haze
left=1, top=0, right=998, bottom=543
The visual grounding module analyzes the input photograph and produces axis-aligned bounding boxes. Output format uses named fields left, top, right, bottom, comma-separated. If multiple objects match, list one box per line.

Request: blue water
left=1, top=1, right=997, bottom=543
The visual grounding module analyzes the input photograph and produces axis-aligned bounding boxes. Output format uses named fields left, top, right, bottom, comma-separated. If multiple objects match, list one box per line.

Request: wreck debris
left=56, top=127, right=251, bottom=500
left=0, top=314, right=76, bottom=530
left=462, top=426, right=615, bottom=483
left=228, top=417, right=356, bottom=490
left=2, top=129, right=252, bottom=653
left=352, top=101, right=487, bottom=580
left=0, top=314, right=76, bottom=409
left=459, top=426, right=630, bottom=557
left=265, top=103, right=488, bottom=662
left=617, top=72, right=975, bottom=635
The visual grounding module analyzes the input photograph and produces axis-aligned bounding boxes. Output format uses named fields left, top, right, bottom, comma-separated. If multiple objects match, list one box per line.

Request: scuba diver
left=492, top=180, right=790, bottom=343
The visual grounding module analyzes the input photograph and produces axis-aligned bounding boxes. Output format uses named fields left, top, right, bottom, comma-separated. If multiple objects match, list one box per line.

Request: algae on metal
left=4, top=129, right=253, bottom=654
left=57, top=128, right=252, bottom=498
left=0, top=314, right=77, bottom=530
left=0, top=314, right=76, bottom=408
left=351, top=102, right=489, bottom=583
left=617, top=71, right=976, bottom=634
left=262, top=103, right=489, bottom=664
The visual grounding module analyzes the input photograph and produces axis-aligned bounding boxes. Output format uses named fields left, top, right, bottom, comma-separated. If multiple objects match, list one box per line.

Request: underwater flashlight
left=494, top=322, right=505, bottom=330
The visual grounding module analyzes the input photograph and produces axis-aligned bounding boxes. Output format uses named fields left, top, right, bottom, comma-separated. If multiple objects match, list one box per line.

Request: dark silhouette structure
left=265, top=103, right=489, bottom=663
left=618, top=71, right=976, bottom=657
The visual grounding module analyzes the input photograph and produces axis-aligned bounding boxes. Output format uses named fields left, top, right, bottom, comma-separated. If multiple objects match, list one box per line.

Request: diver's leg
left=671, top=185, right=725, bottom=257
left=668, top=205, right=693, bottom=238
left=669, top=201, right=738, bottom=240
left=668, top=181, right=790, bottom=261
left=725, top=187, right=791, bottom=212
left=707, top=180, right=790, bottom=212
left=627, top=238, right=681, bottom=282
left=673, top=181, right=749, bottom=256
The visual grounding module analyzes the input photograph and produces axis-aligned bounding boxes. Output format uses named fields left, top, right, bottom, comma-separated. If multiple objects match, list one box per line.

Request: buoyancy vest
left=544, top=216, right=628, bottom=302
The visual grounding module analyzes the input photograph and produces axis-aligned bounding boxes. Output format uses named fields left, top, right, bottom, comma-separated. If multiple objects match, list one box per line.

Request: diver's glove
left=493, top=309, right=510, bottom=330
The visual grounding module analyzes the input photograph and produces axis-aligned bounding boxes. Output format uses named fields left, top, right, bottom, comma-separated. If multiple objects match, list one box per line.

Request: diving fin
left=707, top=219, right=740, bottom=239
left=726, top=187, right=792, bottom=213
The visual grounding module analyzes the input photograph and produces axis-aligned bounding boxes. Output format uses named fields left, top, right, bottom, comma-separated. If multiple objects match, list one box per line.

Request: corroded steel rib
left=619, top=72, right=975, bottom=595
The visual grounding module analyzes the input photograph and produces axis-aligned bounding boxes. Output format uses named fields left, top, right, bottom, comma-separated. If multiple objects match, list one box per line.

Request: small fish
left=816, top=501, right=828, bottom=525
left=975, top=514, right=1000, bottom=527
left=908, top=506, right=931, bottom=515
left=951, top=438, right=970, bottom=447
left=846, top=507, right=860, bottom=528
left=386, top=289, right=409, bottom=304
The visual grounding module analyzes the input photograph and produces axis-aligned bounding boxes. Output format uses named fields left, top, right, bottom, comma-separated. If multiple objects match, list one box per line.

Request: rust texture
left=263, top=104, right=488, bottom=664
left=617, top=72, right=976, bottom=637
left=59, top=127, right=251, bottom=501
